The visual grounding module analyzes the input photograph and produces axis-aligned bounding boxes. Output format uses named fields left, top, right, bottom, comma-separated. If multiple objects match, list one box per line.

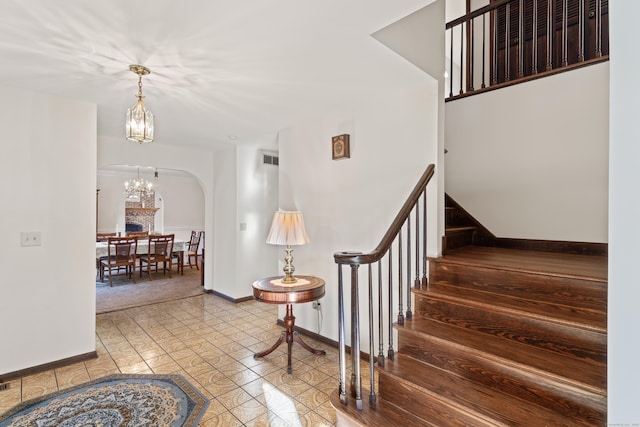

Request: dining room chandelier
left=125, top=65, right=154, bottom=143
left=124, top=168, right=154, bottom=201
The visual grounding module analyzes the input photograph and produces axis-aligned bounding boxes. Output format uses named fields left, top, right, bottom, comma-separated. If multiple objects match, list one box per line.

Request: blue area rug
left=0, top=373, right=209, bottom=426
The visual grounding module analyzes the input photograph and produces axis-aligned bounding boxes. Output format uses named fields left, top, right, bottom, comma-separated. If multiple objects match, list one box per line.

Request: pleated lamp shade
left=266, top=211, right=310, bottom=246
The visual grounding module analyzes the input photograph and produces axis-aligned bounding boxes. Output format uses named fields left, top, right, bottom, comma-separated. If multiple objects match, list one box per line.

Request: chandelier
left=124, top=168, right=154, bottom=201
left=125, top=65, right=154, bottom=143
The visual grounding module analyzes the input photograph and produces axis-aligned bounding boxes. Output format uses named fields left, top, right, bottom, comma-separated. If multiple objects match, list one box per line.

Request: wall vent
left=263, top=153, right=279, bottom=166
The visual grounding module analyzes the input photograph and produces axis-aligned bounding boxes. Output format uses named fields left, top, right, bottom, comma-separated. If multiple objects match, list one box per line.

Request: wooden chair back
left=187, top=230, right=202, bottom=252
left=97, top=232, right=117, bottom=242
left=148, top=234, right=174, bottom=259
left=185, top=231, right=203, bottom=270
left=100, top=236, right=139, bottom=286
left=140, top=234, right=175, bottom=279
left=107, top=237, right=138, bottom=264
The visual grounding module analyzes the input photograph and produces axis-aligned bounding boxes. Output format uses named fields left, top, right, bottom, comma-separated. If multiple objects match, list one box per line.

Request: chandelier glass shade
left=124, top=168, right=154, bottom=201
left=126, top=65, right=154, bottom=143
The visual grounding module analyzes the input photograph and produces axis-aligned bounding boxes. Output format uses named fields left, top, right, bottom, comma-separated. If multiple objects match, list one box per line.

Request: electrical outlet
left=312, top=301, right=321, bottom=310
left=20, top=231, right=41, bottom=247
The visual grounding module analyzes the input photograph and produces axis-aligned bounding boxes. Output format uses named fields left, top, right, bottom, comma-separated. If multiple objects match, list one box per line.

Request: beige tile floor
left=0, top=294, right=345, bottom=426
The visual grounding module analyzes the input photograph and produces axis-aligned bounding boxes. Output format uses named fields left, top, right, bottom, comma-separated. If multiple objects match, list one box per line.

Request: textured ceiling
left=0, top=0, right=434, bottom=150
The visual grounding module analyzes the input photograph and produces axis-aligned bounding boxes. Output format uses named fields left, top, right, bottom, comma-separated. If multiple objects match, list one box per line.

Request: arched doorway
left=96, top=165, right=205, bottom=312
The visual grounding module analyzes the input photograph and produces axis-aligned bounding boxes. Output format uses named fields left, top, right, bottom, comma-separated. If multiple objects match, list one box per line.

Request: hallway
left=0, top=294, right=339, bottom=426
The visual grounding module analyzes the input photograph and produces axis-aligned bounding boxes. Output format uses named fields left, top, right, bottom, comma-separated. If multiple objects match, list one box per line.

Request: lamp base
left=282, top=246, right=297, bottom=284
left=281, top=274, right=297, bottom=284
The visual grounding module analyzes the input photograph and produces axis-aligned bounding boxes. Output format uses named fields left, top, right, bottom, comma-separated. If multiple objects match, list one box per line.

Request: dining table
left=96, top=238, right=187, bottom=278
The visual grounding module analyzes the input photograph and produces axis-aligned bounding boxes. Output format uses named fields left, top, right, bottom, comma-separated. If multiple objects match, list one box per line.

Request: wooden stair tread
left=397, top=316, right=606, bottom=392
left=330, top=387, right=433, bottom=427
left=415, top=291, right=606, bottom=367
left=431, top=246, right=607, bottom=282
left=421, top=283, right=606, bottom=333
left=379, top=354, right=604, bottom=426
left=429, top=261, right=607, bottom=314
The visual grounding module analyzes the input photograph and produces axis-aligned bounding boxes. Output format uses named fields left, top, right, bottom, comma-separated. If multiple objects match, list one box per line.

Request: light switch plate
left=21, top=231, right=41, bottom=247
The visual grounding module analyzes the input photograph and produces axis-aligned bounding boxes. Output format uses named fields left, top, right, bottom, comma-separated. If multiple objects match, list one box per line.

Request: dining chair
left=96, top=232, right=118, bottom=276
left=139, top=234, right=174, bottom=280
left=99, top=237, right=138, bottom=286
left=186, top=231, right=203, bottom=270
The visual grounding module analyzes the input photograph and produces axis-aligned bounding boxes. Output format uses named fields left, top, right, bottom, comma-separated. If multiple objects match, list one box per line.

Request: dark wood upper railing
left=333, top=164, right=435, bottom=410
left=446, top=0, right=609, bottom=101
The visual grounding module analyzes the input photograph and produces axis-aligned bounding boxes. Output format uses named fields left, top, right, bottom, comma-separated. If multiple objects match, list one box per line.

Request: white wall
left=98, top=136, right=215, bottom=289
left=608, top=2, right=640, bottom=423
left=0, top=86, right=96, bottom=374
left=371, top=0, right=446, bottom=257
left=212, top=147, right=238, bottom=297
left=235, top=143, right=280, bottom=296
left=213, top=143, right=280, bottom=300
left=97, top=170, right=205, bottom=242
left=278, top=82, right=438, bottom=341
left=445, top=62, right=609, bottom=242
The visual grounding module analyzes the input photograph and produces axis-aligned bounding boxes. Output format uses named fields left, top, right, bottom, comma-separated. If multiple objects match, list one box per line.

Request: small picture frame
left=332, top=134, right=350, bottom=160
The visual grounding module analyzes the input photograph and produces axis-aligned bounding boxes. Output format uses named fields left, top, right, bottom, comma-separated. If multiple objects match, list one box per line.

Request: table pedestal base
left=254, top=303, right=326, bottom=374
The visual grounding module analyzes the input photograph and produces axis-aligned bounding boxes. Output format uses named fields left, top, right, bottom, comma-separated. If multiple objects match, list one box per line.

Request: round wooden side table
left=252, top=275, right=326, bottom=374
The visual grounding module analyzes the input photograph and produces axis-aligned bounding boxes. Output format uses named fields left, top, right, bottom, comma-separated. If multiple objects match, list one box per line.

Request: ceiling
left=0, top=0, right=435, bottom=150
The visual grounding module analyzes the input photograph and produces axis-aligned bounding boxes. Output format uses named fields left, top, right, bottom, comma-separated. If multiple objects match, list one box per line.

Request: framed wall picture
left=332, top=134, right=350, bottom=160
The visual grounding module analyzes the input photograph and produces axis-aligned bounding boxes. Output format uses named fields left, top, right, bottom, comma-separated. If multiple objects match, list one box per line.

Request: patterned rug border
left=0, top=373, right=209, bottom=426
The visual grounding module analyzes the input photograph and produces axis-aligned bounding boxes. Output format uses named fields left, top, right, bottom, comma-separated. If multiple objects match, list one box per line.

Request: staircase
left=444, top=193, right=495, bottom=252
left=332, top=246, right=607, bottom=426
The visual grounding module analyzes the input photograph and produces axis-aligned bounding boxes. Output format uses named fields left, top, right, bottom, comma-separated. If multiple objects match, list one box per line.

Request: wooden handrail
left=334, top=164, right=435, bottom=265
left=446, top=0, right=512, bottom=29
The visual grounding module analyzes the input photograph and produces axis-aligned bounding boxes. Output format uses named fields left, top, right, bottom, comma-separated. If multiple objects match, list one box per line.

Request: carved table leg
left=253, top=303, right=326, bottom=374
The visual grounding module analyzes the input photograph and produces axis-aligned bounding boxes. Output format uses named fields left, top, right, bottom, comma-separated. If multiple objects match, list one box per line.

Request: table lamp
left=266, top=211, right=310, bottom=284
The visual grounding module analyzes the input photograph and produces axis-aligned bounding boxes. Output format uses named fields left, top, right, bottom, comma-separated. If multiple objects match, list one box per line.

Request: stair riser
left=415, top=296, right=606, bottom=365
left=396, top=328, right=606, bottom=423
left=424, top=283, right=606, bottom=332
left=377, top=370, right=498, bottom=427
left=445, top=229, right=475, bottom=251
left=429, top=262, right=606, bottom=313
left=445, top=208, right=471, bottom=226
left=378, top=360, right=578, bottom=426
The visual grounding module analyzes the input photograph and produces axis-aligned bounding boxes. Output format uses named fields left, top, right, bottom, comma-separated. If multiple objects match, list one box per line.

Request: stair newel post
left=414, top=201, right=421, bottom=289
left=397, top=233, right=404, bottom=326
left=377, top=260, right=385, bottom=367
left=350, top=263, right=363, bottom=410
left=387, top=247, right=395, bottom=361
left=406, top=219, right=412, bottom=320
left=337, top=264, right=347, bottom=405
left=422, top=189, right=428, bottom=288
left=368, top=264, right=377, bottom=406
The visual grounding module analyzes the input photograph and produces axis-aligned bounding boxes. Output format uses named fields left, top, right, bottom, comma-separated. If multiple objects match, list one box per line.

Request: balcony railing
left=446, top=0, right=608, bottom=101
